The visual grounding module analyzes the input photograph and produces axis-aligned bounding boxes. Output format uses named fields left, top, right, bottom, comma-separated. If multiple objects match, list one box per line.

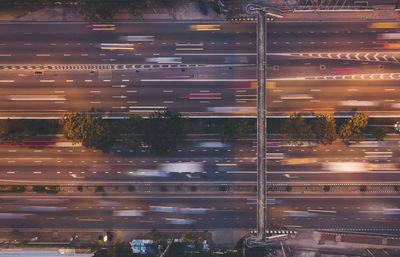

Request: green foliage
left=339, top=113, right=369, bottom=144
left=219, top=185, right=228, bottom=192
left=77, top=186, right=83, bottom=192
left=267, top=185, right=276, bottom=192
left=283, top=113, right=315, bottom=146
left=160, top=186, right=167, bottom=192
left=95, top=186, right=104, bottom=192
left=180, top=233, right=203, bottom=244
left=323, top=185, right=330, bottom=192
left=191, top=185, right=197, bottom=192
left=115, top=115, right=143, bottom=152
left=286, top=185, right=292, bottom=192
left=313, top=114, right=337, bottom=145
left=60, top=112, right=114, bottom=152
left=175, top=185, right=182, bottom=191
left=222, top=0, right=243, bottom=19
left=360, top=185, right=367, bottom=192
left=128, top=185, right=135, bottom=192
left=150, top=229, right=166, bottom=246
left=143, top=109, right=187, bottom=155
left=0, top=119, right=25, bottom=145
left=78, top=0, right=118, bottom=21
left=395, top=186, right=400, bottom=192
left=371, top=127, right=389, bottom=141
left=219, top=119, right=252, bottom=142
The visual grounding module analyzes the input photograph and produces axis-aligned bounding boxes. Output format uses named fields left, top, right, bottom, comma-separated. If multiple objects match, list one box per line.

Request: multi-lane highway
left=0, top=134, right=398, bottom=184
left=0, top=194, right=399, bottom=235
left=1, top=21, right=400, bottom=117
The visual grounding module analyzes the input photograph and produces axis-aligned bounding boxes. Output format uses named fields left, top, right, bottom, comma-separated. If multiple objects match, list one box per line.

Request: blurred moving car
left=120, top=36, right=154, bottom=41
left=189, top=25, right=220, bottom=31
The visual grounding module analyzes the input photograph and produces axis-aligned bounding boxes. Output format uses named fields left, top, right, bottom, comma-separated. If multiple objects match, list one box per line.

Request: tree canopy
left=312, top=114, right=337, bottom=145
left=282, top=112, right=314, bottom=146
left=143, top=109, right=187, bottom=155
left=339, top=112, right=369, bottom=144
left=60, top=112, right=113, bottom=152
left=219, top=119, right=253, bottom=142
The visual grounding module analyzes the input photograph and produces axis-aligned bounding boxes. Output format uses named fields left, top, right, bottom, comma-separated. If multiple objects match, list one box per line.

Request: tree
left=312, top=114, right=337, bottom=145
left=150, top=229, right=166, bottom=246
left=0, top=119, right=25, bottom=145
left=283, top=113, right=314, bottom=146
left=222, top=0, right=243, bottom=19
left=371, top=127, right=389, bottom=141
left=60, top=112, right=114, bottom=152
left=116, top=115, right=143, bottom=152
left=78, top=0, right=118, bottom=21
left=219, top=119, right=252, bottom=142
left=143, top=109, right=187, bottom=155
left=323, top=185, right=331, bottom=192
left=339, top=113, right=369, bottom=144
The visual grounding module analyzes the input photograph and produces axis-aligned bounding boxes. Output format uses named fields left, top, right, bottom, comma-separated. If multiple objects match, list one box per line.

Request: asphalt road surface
left=1, top=21, right=400, bottom=117
left=0, top=134, right=399, bottom=184
left=0, top=195, right=398, bottom=234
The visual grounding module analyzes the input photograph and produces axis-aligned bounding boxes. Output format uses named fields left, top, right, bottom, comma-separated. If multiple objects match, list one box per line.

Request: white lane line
left=90, top=101, right=101, bottom=104
left=174, top=53, right=256, bottom=56
left=0, top=54, right=11, bottom=56
left=64, top=54, right=71, bottom=56
left=163, top=101, right=174, bottom=103
left=40, top=80, right=55, bottom=83
left=54, top=91, right=64, bottom=93
left=385, top=88, right=395, bottom=91
left=0, top=80, right=14, bottom=82
left=36, top=54, right=50, bottom=56
left=50, top=43, right=57, bottom=46
left=80, top=54, right=88, bottom=56
left=54, top=101, right=64, bottom=104
left=163, top=90, right=174, bottom=93
left=90, top=91, right=101, bottom=93
left=66, top=80, right=74, bottom=83
left=142, top=79, right=255, bottom=82
left=84, top=80, right=92, bottom=82
left=24, top=43, right=32, bottom=45
left=126, top=90, right=137, bottom=93
left=122, top=79, right=130, bottom=82
left=103, top=80, right=111, bottom=82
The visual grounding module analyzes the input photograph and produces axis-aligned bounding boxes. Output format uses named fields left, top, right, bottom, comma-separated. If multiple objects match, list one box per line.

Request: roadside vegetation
left=0, top=111, right=395, bottom=154
left=60, top=109, right=188, bottom=154
left=280, top=112, right=384, bottom=146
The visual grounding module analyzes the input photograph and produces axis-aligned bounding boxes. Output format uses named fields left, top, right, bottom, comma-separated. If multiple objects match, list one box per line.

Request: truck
left=158, top=162, right=203, bottom=174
